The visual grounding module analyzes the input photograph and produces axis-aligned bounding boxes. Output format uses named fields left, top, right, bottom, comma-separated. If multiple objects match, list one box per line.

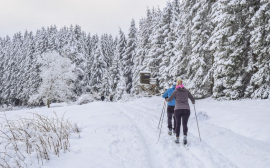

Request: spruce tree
left=184, top=0, right=214, bottom=98
left=122, top=19, right=137, bottom=93
left=110, top=37, right=121, bottom=93
left=209, top=0, right=255, bottom=99
left=89, top=43, right=107, bottom=93
left=159, top=2, right=175, bottom=89
left=170, top=0, right=196, bottom=80
left=118, top=29, right=127, bottom=60
left=246, top=0, right=270, bottom=99
left=131, top=19, right=147, bottom=94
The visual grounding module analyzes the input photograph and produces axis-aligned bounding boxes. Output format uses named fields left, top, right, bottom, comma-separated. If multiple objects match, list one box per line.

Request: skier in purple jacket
left=166, top=79, right=195, bottom=145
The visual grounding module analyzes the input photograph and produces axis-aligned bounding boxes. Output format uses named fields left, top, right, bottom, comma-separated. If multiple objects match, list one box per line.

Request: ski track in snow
left=107, top=105, right=151, bottom=168
left=115, top=103, right=236, bottom=168
left=2, top=97, right=270, bottom=168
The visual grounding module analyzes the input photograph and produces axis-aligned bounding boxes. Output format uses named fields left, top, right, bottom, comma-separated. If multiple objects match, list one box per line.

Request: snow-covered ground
left=1, top=97, right=270, bottom=168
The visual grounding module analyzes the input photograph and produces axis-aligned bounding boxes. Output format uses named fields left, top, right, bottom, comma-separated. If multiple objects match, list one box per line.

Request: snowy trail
left=126, top=99, right=270, bottom=168
left=2, top=97, right=270, bottom=168
left=114, top=103, right=236, bottom=168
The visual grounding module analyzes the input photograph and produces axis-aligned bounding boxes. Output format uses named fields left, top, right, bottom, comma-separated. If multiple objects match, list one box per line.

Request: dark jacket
left=166, top=87, right=195, bottom=110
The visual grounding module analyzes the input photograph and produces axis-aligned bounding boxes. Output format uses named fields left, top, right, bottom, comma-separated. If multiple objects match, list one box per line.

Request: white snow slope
left=2, top=97, right=270, bottom=168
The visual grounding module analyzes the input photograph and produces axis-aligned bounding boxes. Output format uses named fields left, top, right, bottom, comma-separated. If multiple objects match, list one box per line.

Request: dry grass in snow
left=0, top=112, right=80, bottom=168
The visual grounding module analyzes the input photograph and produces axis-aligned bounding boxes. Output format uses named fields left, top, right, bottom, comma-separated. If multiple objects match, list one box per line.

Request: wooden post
left=47, top=99, right=50, bottom=108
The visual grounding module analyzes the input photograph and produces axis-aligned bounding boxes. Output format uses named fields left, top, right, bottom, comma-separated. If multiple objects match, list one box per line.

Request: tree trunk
left=47, top=99, right=50, bottom=108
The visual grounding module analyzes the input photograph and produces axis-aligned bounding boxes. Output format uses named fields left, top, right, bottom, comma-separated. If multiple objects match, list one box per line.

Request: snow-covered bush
left=75, top=94, right=94, bottom=105
left=118, top=94, right=132, bottom=102
left=119, top=94, right=138, bottom=102
left=91, top=92, right=100, bottom=100
left=28, top=51, right=76, bottom=108
left=0, top=104, right=13, bottom=112
left=0, top=112, right=80, bottom=167
left=193, top=111, right=209, bottom=121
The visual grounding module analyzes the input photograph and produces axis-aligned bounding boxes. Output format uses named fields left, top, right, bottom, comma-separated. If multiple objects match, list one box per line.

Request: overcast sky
left=0, top=0, right=168, bottom=38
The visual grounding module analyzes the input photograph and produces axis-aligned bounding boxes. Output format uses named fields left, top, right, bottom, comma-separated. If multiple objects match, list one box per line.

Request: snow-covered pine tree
left=131, top=19, right=147, bottom=94
left=35, top=27, right=48, bottom=55
left=47, top=25, right=58, bottom=52
left=209, top=0, right=255, bottom=99
left=113, top=32, right=127, bottom=98
left=184, top=0, right=214, bottom=98
left=0, top=37, right=3, bottom=104
left=85, top=34, right=99, bottom=86
left=89, top=42, right=107, bottom=94
left=170, top=0, right=181, bottom=40
left=85, top=33, right=92, bottom=58
left=108, top=34, right=115, bottom=65
left=57, top=26, right=69, bottom=54
left=114, top=72, right=126, bottom=100
left=159, top=0, right=180, bottom=89
left=100, top=70, right=112, bottom=97
left=145, top=6, right=164, bottom=88
left=118, top=29, right=127, bottom=61
left=131, top=7, right=157, bottom=94
left=28, top=51, right=75, bottom=108
left=8, top=32, right=24, bottom=105
left=170, top=0, right=196, bottom=80
left=110, top=37, right=121, bottom=93
left=15, top=31, right=35, bottom=105
left=61, top=25, right=87, bottom=96
left=0, top=36, right=12, bottom=105
left=142, top=8, right=159, bottom=73
left=21, top=31, right=40, bottom=105
left=111, top=28, right=127, bottom=96
left=246, top=0, right=270, bottom=99
left=159, top=2, right=176, bottom=89
left=100, top=34, right=114, bottom=67
left=74, top=24, right=84, bottom=54
left=92, top=34, right=114, bottom=97
left=82, top=33, right=95, bottom=93
left=122, top=19, right=137, bottom=93
left=145, top=7, right=154, bottom=51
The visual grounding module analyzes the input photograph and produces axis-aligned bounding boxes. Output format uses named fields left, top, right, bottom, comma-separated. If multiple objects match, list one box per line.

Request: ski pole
left=157, top=103, right=166, bottom=143
left=193, top=104, right=202, bottom=141
left=158, top=101, right=166, bottom=129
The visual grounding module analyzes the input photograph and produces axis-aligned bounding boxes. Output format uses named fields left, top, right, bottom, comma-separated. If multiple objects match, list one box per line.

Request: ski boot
left=183, top=135, right=188, bottom=145
left=175, top=137, right=179, bottom=144
left=168, top=128, right=172, bottom=135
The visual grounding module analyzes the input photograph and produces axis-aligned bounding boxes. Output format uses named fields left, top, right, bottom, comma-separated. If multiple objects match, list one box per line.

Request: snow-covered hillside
left=1, top=97, right=270, bottom=168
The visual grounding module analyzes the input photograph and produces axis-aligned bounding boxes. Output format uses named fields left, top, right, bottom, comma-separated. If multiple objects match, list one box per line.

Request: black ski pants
left=167, top=106, right=176, bottom=130
left=174, top=109, right=190, bottom=138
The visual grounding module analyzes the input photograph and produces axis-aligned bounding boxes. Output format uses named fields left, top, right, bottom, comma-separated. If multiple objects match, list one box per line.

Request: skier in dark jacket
left=101, top=95, right=105, bottom=101
left=110, top=95, right=113, bottom=102
left=166, top=79, right=195, bottom=145
left=162, top=81, right=176, bottom=135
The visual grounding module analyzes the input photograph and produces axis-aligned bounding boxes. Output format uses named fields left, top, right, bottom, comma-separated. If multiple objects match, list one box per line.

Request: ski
left=173, top=141, right=189, bottom=150
left=182, top=142, right=189, bottom=150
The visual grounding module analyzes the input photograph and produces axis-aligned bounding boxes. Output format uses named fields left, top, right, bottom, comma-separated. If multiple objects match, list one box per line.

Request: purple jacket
left=166, top=87, right=195, bottom=110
